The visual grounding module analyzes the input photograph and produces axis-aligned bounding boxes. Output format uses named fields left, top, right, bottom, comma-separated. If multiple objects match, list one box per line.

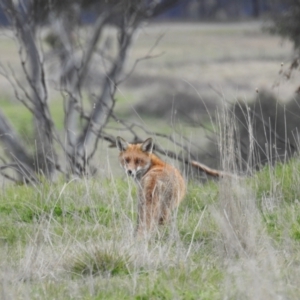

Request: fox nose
left=127, top=170, right=132, bottom=176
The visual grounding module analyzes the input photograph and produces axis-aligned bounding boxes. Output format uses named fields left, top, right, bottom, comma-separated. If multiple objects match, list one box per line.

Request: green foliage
left=254, top=158, right=300, bottom=204
left=134, top=265, right=222, bottom=300
left=0, top=178, right=132, bottom=245
left=178, top=181, right=219, bottom=246
left=253, top=158, right=300, bottom=244
left=71, top=247, right=130, bottom=277
left=0, top=223, right=18, bottom=244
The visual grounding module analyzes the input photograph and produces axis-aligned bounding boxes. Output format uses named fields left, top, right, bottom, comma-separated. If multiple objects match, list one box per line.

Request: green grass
left=254, top=158, right=300, bottom=204
left=0, top=97, right=34, bottom=141
left=1, top=157, right=300, bottom=298
left=0, top=21, right=300, bottom=299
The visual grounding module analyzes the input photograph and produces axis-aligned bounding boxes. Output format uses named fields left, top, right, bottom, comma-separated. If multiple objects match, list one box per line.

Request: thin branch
left=0, top=162, right=38, bottom=184
left=0, top=168, right=19, bottom=183
left=110, top=114, right=197, bottom=159
left=117, top=52, right=164, bottom=85
left=75, top=22, right=138, bottom=159
left=5, top=63, right=36, bottom=113
left=4, top=63, right=66, bottom=160
left=117, top=32, right=166, bottom=85
left=77, top=11, right=112, bottom=89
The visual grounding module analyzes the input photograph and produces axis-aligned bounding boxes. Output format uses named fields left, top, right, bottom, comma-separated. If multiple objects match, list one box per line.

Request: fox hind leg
left=136, top=192, right=160, bottom=237
left=158, top=206, right=171, bottom=225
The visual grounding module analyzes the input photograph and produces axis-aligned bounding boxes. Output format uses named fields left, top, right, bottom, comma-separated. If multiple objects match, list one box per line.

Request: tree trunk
left=26, top=25, right=56, bottom=177
left=73, top=27, right=135, bottom=175
left=3, top=0, right=56, bottom=177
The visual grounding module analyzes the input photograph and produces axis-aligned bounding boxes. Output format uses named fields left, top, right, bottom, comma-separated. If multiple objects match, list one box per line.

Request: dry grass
left=1, top=111, right=300, bottom=299
left=1, top=22, right=300, bottom=299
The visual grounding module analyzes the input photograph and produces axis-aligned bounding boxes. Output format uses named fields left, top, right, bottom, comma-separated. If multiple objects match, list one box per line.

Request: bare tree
left=0, top=0, right=184, bottom=182
left=1, top=0, right=57, bottom=180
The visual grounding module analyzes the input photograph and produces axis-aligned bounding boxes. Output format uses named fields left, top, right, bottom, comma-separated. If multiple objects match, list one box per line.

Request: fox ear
left=141, top=138, right=154, bottom=153
left=116, top=136, right=128, bottom=152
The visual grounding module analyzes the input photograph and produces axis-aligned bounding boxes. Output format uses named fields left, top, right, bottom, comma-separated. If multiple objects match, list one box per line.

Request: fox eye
left=125, top=157, right=130, bottom=164
left=135, top=158, right=143, bottom=164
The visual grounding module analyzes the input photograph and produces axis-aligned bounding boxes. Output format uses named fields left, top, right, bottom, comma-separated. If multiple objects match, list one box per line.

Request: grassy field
left=1, top=156, right=300, bottom=299
left=123, top=21, right=299, bottom=106
left=1, top=22, right=300, bottom=299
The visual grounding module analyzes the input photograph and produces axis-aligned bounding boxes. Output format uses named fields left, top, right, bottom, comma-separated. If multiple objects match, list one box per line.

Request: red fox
left=116, top=137, right=186, bottom=236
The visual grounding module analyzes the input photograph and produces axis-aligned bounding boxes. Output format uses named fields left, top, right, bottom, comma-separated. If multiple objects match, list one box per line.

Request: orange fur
left=116, top=137, right=186, bottom=237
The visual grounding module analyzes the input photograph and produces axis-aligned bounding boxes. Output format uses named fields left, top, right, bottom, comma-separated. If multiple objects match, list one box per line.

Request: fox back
left=116, top=137, right=186, bottom=236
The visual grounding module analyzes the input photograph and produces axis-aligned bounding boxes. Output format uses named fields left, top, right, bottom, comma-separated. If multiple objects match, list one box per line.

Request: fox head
left=116, top=137, right=154, bottom=180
